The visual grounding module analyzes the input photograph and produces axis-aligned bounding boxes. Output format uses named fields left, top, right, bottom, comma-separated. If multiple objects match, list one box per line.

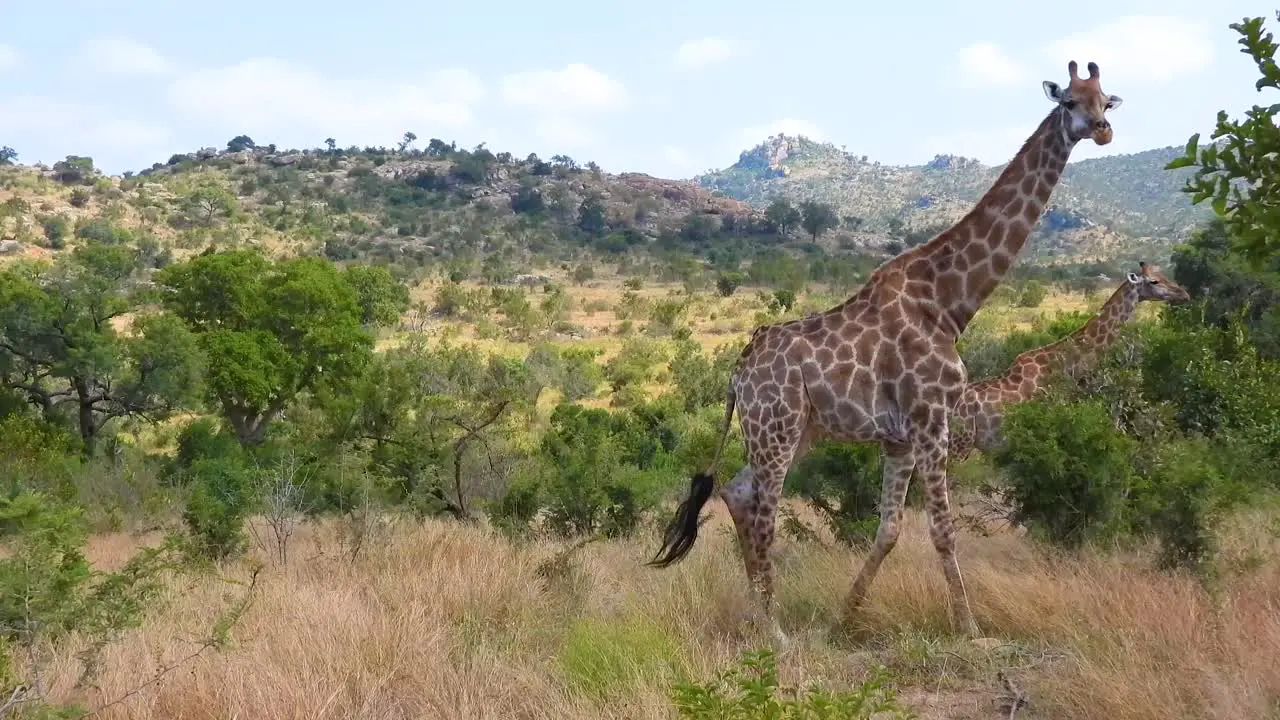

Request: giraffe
left=948, top=262, right=1190, bottom=468
left=647, top=60, right=1123, bottom=642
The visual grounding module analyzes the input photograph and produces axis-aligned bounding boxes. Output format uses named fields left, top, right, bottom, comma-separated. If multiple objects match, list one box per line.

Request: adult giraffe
left=648, top=60, right=1123, bottom=642
left=948, top=263, right=1190, bottom=468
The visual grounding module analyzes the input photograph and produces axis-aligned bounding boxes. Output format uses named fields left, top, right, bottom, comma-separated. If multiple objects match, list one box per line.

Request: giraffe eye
left=1064, top=100, right=1078, bottom=110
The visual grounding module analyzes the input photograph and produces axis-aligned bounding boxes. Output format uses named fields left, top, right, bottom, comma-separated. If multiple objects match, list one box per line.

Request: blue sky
left=0, top=0, right=1270, bottom=178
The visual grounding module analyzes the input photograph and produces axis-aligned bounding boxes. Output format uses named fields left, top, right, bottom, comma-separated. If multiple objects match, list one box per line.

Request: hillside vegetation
left=697, top=136, right=1211, bottom=261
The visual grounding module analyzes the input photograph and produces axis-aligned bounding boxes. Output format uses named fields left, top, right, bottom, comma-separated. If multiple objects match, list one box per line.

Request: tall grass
left=31, top=499, right=1280, bottom=719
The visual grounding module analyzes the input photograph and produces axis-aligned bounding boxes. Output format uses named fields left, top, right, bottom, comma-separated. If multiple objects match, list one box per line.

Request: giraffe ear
left=1106, top=95, right=1123, bottom=111
left=1043, top=81, right=1064, bottom=103
left=1126, top=272, right=1142, bottom=284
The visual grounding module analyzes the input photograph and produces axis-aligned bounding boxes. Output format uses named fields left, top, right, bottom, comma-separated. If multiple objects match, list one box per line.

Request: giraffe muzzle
left=1092, top=123, right=1113, bottom=145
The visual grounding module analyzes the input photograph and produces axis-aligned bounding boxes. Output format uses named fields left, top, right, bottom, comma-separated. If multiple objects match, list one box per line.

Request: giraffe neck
left=921, top=108, right=1077, bottom=335
left=1058, top=281, right=1141, bottom=368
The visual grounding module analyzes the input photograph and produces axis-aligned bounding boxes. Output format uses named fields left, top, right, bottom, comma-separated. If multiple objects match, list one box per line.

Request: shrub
left=672, top=649, right=910, bottom=719
left=787, top=442, right=884, bottom=547
left=993, top=396, right=1135, bottom=548
left=180, top=457, right=256, bottom=562
left=1016, top=280, right=1049, bottom=308
left=1131, top=437, right=1251, bottom=572
left=0, top=491, right=171, bottom=706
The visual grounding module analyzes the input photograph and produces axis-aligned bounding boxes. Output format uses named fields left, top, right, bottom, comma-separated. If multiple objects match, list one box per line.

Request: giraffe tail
left=647, top=384, right=736, bottom=569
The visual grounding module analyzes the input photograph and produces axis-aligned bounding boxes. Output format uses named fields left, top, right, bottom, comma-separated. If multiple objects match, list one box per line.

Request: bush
left=716, top=272, right=745, bottom=297
left=1131, top=437, right=1251, bottom=572
left=39, top=214, right=70, bottom=248
left=672, top=649, right=910, bottom=719
left=1016, top=280, right=1049, bottom=308
left=993, top=396, right=1135, bottom=548
left=180, top=457, right=256, bottom=562
left=786, top=442, right=884, bottom=547
left=1, top=491, right=171, bottom=706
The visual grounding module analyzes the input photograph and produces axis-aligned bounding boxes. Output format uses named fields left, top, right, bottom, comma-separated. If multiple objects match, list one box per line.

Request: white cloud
left=658, top=145, right=709, bottom=178
left=531, top=117, right=601, bottom=149
left=738, top=118, right=825, bottom=146
left=168, top=58, right=483, bottom=144
left=78, top=37, right=171, bottom=75
left=660, top=145, right=692, bottom=168
left=955, top=43, right=1027, bottom=88
left=1049, top=16, right=1213, bottom=84
left=0, top=95, right=173, bottom=167
left=0, top=44, right=19, bottom=73
left=501, top=63, right=628, bottom=113
left=673, top=36, right=743, bottom=71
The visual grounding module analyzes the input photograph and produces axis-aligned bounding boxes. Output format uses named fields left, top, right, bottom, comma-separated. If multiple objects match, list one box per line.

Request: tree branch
left=449, top=400, right=510, bottom=520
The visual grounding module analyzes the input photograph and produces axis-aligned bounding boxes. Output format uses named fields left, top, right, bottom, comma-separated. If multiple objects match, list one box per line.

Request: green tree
left=715, top=271, right=745, bottom=297
left=1167, top=13, right=1280, bottom=265
left=399, top=131, right=418, bottom=153
left=764, top=198, right=800, bottom=236
left=799, top=200, right=839, bottom=241
left=512, top=184, right=545, bottom=215
left=331, top=339, right=540, bottom=517
left=0, top=246, right=202, bottom=454
left=1017, top=280, right=1049, bottom=307
left=342, top=265, right=410, bottom=327
left=226, top=135, right=256, bottom=152
left=578, top=196, right=607, bottom=235
left=324, top=138, right=337, bottom=152
left=183, top=181, right=237, bottom=227
left=155, top=250, right=374, bottom=446
left=0, top=146, right=16, bottom=165
left=51, top=155, right=95, bottom=185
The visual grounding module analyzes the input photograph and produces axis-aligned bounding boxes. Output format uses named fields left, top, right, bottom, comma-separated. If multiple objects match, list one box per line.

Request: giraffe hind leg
left=721, top=427, right=805, bottom=649
left=841, top=442, right=913, bottom=630
left=918, top=440, right=981, bottom=637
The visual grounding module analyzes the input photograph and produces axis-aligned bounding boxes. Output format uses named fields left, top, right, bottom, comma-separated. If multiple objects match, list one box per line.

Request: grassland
left=48, top=492, right=1280, bottom=720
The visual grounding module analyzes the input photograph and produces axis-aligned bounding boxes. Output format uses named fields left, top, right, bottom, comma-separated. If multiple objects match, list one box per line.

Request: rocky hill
left=0, top=141, right=763, bottom=271
left=696, top=135, right=1211, bottom=261
left=0, top=133, right=1208, bottom=272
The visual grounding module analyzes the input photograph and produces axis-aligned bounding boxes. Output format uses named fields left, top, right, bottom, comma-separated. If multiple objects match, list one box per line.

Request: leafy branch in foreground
left=1167, top=13, right=1280, bottom=265
left=0, top=492, right=261, bottom=718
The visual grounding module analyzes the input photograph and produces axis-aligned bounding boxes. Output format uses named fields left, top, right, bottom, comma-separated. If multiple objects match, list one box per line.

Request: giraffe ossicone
left=648, top=60, right=1124, bottom=643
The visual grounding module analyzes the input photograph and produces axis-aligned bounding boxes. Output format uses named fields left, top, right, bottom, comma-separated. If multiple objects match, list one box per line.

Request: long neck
left=1060, top=281, right=1141, bottom=366
left=921, top=108, right=1076, bottom=334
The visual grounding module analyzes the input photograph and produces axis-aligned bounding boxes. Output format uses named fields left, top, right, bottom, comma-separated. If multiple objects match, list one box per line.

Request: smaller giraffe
left=948, top=262, right=1191, bottom=464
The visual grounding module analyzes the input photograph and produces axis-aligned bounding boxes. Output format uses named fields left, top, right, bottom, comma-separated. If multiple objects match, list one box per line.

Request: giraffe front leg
left=917, top=442, right=981, bottom=638
left=841, top=443, right=914, bottom=630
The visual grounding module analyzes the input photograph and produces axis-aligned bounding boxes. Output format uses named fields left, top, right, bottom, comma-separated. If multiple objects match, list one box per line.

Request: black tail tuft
left=647, top=472, right=716, bottom=568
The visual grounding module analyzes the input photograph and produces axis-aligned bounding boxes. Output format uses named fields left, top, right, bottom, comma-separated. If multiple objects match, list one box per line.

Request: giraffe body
left=649, top=61, right=1124, bottom=642
left=949, top=263, right=1190, bottom=462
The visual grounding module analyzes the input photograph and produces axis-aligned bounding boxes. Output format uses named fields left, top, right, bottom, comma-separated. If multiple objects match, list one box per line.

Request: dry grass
left=26, top=498, right=1280, bottom=720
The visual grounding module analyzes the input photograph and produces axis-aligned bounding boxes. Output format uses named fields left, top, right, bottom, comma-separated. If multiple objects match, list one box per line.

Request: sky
left=0, top=0, right=1271, bottom=179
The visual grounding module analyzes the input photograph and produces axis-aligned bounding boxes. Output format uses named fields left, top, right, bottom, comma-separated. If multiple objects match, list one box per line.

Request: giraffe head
left=1042, top=60, right=1122, bottom=145
left=1127, top=261, right=1191, bottom=304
